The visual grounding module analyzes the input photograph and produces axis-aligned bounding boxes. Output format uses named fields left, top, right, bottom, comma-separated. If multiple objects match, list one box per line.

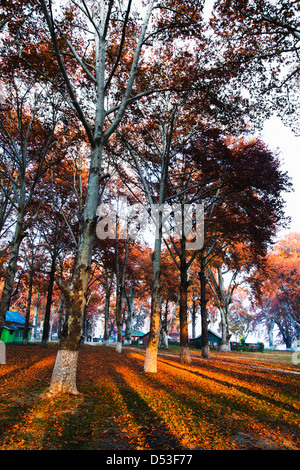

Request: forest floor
left=0, top=344, right=299, bottom=451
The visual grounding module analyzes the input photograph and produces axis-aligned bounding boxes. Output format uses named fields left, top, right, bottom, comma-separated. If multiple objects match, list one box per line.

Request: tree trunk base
left=49, top=350, right=80, bottom=396
left=201, top=345, right=210, bottom=358
left=180, top=346, right=192, bottom=364
left=116, top=342, right=122, bottom=353
left=144, top=346, right=157, bottom=373
left=220, top=343, right=231, bottom=352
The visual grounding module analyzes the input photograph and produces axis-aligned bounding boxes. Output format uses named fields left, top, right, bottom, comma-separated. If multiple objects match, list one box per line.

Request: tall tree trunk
left=124, top=284, right=134, bottom=345
left=144, top=235, right=162, bottom=373
left=49, top=147, right=102, bottom=395
left=144, top=126, right=171, bottom=372
left=179, top=256, right=191, bottom=364
left=115, top=234, right=128, bottom=353
left=268, top=319, right=275, bottom=349
left=0, top=212, right=24, bottom=337
left=33, top=290, right=40, bottom=342
left=167, top=293, right=179, bottom=335
left=103, top=273, right=113, bottom=346
left=42, top=251, right=57, bottom=348
left=43, top=0, right=155, bottom=394
left=58, top=292, right=64, bottom=340
left=115, top=281, right=123, bottom=353
left=192, top=288, right=197, bottom=339
left=199, top=251, right=210, bottom=358
left=286, top=336, right=292, bottom=349
left=22, top=268, right=34, bottom=345
left=177, top=202, right=192, bottom=363
left=159, top=298, right=168, bottom=350
left=217, top=267, right=232, bottom=351
left=219, top=306, right=231, bottom=351
left=276, top=320, right=293, bottom=350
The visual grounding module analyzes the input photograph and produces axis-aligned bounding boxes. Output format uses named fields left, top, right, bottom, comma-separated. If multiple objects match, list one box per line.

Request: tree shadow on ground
left=109, top=369, right=190, bottom=450
left=158, top=357, right=299, bottom=416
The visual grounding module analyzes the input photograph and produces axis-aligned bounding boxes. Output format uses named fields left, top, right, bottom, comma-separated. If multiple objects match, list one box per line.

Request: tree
left=21, top=0, right=211, bottom=394
left=207, top=241, right=266, bottom=350
left=211, top=0, right=300, bottom=134
left=0, top=64, right=64, bottom=338
left=181, top=130, right=291, bottom=355
left=0, top=159, right=15, bottom=259
left=20, top=231, right=46, bottom=345
left=253, top=233, right=300, bottom=348
left=229, top=286, right=255, bottom=341
left=207, top=264, right=238, bottom=350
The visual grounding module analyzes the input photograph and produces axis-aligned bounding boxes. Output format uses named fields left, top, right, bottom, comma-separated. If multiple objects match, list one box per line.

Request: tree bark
left=199, top=251, right=210, bottom=358
left=219, top=305, right=231, bottom=351
left=179, top=257, right=191, bottom=364
left=124, top=284, right=134, bottom=345
left=43, top=0, right=156, bottom=394
left=103, top=273, right=113, bottom=346
left=159, top=299, right=168, bottom=349
left=115, top=282, right=123, bottom=353
left=33, top=290, right=40, bottom=342
left=0, top=212, right=24, bottom=337
left=144, top=237, right=162, bottom=373
left=22, top=268, right=34, bottom=345
left=42, top=251, right=57, bottom=348
left=217, top=267, right=232, bottom=351
left=50, top=350, right=80, bottom=395
left=58, top=292, right=64, bottom=340
left=192, top=288, right=197, bottom=339
left=49, top=146, right=102, bottom=395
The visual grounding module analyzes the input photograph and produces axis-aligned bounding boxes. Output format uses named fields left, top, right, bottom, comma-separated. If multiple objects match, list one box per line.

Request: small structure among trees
left=189, top=330, right=222, bottom=350
left=0, top=311, right=33, bottom=344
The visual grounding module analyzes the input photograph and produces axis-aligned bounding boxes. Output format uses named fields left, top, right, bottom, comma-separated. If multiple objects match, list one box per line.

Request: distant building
left=139, top=332, right=179, bottom=347
left=0, top=311, right=33, bottom=344
left=112, top=330, right=145, bottom=345
left=189, top=329, right=222, bottom=350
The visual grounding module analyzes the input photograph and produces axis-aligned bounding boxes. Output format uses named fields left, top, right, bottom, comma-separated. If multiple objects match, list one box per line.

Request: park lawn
left=168, top=345, right=300, bottom=370
left=0, top=344, right=299, bottom=450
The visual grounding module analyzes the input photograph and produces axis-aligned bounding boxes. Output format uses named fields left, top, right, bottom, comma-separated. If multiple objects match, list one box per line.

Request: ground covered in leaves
left=0, top=344, right=299, bottom=450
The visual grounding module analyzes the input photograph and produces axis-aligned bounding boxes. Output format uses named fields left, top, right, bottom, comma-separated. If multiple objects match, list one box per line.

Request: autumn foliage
left=0, top=0, right=299, bottom=449
left=0, top=344, right=299, bottom=450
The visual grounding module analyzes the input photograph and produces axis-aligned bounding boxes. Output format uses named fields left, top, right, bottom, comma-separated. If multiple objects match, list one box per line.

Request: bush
left=230, top=341, right=264, bottom=352
left=258, top=342, right=264, bottom=352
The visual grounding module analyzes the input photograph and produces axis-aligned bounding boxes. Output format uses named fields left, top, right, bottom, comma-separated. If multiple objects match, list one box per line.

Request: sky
left=261, top=116, right=300, bottom=238
left=202, top=0, right=300, bottom=239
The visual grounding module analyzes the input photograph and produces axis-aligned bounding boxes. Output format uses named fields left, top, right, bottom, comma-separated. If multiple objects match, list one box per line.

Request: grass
left=191, top=347, right=300, bottom=370
left=0, top=343, right=299, bottom=450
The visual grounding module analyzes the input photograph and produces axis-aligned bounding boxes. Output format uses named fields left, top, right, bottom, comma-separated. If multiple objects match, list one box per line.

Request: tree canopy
left=0, top=0, right=298, bottom=396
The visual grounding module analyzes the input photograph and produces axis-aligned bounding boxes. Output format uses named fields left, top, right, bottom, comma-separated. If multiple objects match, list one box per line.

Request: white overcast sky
left=203, top=0, right=300, bottom=239
left=262, top=116, right=300, bottom=237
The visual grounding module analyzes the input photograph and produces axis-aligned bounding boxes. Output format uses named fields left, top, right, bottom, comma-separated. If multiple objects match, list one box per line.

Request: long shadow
left=191, top=356, right=300, bottom=399
left=0, top=377, right=52, bottom=448
left=109, top=369, right=189, bottom=450
left=0, top=399, right=34, bottom=447
left=158, top=357, right=300, bottom=416
left=51, top=361, right=189, bottom=450
left=130, top=348, right=300, bottom=410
